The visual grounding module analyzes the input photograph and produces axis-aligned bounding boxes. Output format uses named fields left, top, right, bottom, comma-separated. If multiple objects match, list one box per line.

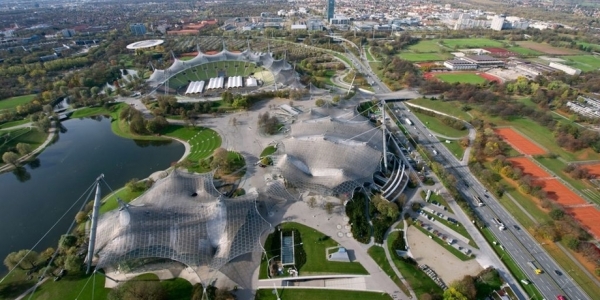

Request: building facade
left=130, top=23, right=147, bottom=36
left=491, top=16, right=505, bottom=31
left=326, top=0, right=335, bottom=22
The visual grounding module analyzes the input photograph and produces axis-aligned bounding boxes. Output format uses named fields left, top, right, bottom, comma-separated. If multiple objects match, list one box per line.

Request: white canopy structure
left=147, top=46, right=301, bottom=89
left=93, top=170, right=270, bottom=286
left=184, top=81, right=205, bottom=95
left=273, top=108, right=384, bottom=196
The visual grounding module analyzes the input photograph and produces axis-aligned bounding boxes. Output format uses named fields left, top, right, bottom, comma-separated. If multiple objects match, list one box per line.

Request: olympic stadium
left=146, top=45, right=302, bottom=95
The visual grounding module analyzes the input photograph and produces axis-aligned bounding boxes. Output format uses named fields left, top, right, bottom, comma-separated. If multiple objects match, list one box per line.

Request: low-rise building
left=443, top=59, right=478, bottom=70
left=549, top=62, right=581, bottom=75
left=462, top=55, right=505, bottom=68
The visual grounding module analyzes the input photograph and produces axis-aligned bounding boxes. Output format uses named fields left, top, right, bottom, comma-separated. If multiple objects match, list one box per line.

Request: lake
left=0, top=116, right=184, bottom=275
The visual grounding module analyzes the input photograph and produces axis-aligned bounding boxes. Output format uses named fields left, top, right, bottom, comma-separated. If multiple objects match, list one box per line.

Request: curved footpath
left=0, top=124, right=57, bottom=173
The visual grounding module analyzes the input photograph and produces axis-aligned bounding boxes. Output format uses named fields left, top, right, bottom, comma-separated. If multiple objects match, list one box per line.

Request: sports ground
left=167, top=61, right=272, bottom=89
left=494, top=128, right=546, bottom=155
left=424, top=72, right=499, bottom=84
left=567, top=207, right=600, bottom=238
left=498, top=128, right=600, bottom=238
left=508, top=157, right=550, bottom=178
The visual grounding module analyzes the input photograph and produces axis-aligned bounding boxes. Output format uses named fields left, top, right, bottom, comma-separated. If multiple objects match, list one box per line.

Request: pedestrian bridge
left=374, top=90, right=421, bottom=101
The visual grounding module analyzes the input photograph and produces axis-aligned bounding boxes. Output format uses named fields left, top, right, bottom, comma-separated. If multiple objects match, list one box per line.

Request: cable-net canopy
left=147, top=47, right=301, bottom=88
left=273, top=111, right=383, bottom=196
left=93, top=170, right=270, bottom=283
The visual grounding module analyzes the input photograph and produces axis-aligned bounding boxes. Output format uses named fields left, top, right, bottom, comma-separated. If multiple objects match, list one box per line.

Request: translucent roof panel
left=93, top=170, right=270, bottom=283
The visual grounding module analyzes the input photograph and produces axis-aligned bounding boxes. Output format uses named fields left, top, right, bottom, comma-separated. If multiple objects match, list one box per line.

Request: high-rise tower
left=326, top=0, right=335, bottom=22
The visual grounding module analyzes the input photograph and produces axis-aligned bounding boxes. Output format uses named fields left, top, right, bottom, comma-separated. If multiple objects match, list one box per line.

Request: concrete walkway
left=382, top=221, right=417, bottom=299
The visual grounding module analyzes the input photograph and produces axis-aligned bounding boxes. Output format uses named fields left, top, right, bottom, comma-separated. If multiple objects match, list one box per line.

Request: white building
left=444, top=59, right=478, bottom=70
left=549, top=62, right=581, bottom=75
left=491, top=16, right=505, bottom=31
left=291, top=24, right=307, bottom=30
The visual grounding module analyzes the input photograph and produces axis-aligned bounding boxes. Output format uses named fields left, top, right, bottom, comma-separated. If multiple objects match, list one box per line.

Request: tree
left=324, top=202, right=334, bottom=214
left=4, top=250, right=39, bottom=271
left=35, top=116, right=51, bottom=132
left=63, top=253, right=83, bottom=273
left=2, top=151, right=19, bottom=166
left=210, top=148, right=230, bottom=171
left=549, top=208, right=565, bottom=220
left=16, top=143, right=32, bottom=156
left=40, top=247, right=55, bottom=262
left=75, top=211, right=88, bottom=224
left=451, top=275, right=477, bottom=300
left=443, top=287, right=468, bottom=300
left=59, top=234, right=77, bottom=251
left=315, top=99, right=325, bottom=107
left=308, top=197, right=317, bottom=208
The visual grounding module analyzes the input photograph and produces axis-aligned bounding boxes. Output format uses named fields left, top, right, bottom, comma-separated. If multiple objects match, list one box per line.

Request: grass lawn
left=332, top=53, right=353, bottom=68
left=99, top=186, right=146, bottom=214
left=255, top=288, right=392, bottom=300
left=562, top=55, right=600, bottom=72
left=385, top=232, right=443, bottom=297
left=507, top=47, right=543, bottom=56
left=407, top=40, right=444, bottom=52
left=0, top=269, right=36, bottom=300
left=413, top=111, right=468, bottom=138
left=490, top=116, right=600, bottom=161
left=159, top=125, right=221, bottom=162
left=260, top=222, right=368, bottom=278
left=71, top=106, right=118, bottom=119
left=397, top=52, right=447, bottom=62
left=367, top=246, right=411, bottom=295
left=28, top=272, right=109, bottom=300
left=260, top=145, right=277, bottom=157
left=0, top=127, right=48, bottom=162
left=408, top=98, right=472, bottom=121
left=0, top=94, right=35, bottom=111
left=480, top=228, right=543, bottom=300
left=435, top=73, right=487, bottom=84
left=0, top=119, right=30, bottom=130
left=441, top=38, right=505, bottom=49
left=439, top=138, right=465, bottom=160
left=365, top=47, right=375, bottom=61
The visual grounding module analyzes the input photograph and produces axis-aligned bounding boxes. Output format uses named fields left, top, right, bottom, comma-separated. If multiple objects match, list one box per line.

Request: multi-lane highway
left=340, top=45, right=589, bottom=300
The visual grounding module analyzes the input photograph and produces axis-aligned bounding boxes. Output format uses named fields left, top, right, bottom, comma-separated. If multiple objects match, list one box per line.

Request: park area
left=254, top=288, right=392, bottom=300
left=397, top=52, right=449, bottom=62
left=440, top=38, right=505, bottom=49
left=425, top=72, right=488, bottom=84
left=259, top=222, right=368, bottom=279
left=560, top=55, right=600, bottom=72
left=159, top=125, right=221, bottom=162
left=494, top=128, right=546, bottom=155
left=516, top=41, right=582, bottom=55
left=0, top=94, right=35, bottom=112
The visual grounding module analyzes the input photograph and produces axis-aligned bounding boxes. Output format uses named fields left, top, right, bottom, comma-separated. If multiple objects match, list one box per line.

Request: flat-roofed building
left=462, top=55, right=505, bottom=68
left=549, top=62, right=581, bottom=75
left=443, top=59, right=478, bottom=70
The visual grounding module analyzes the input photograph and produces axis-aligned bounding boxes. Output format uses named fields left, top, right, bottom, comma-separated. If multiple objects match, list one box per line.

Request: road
left=339, top=44, right=589, bottom=300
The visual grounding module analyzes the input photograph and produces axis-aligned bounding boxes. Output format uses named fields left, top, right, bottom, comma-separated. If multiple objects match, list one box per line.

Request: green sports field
left=561, top=55, right=600, bottom=72
left=168, top=61, right=263, bottom=89
left=0, top=94, right=35, bottom=111
left=160, top=125, right=221, bottom=161
left=407, top=40, right=444, bottom=53
left=441, top=38, right=505, bottom=49
left=397, top=52, right=449, bottom=62
left=435, top=73, right=487, bottom=84
left=507, top=46, right=543, bottom=56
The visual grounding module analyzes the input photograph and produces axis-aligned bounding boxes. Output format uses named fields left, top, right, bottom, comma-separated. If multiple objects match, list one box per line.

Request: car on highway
left=513, top=225, right=520, bottom=230
left=554, top=270, right=562, bottom=276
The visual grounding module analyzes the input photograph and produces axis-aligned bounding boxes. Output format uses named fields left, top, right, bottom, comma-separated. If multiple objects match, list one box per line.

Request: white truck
left=405, top=118, right=413, bottom=126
